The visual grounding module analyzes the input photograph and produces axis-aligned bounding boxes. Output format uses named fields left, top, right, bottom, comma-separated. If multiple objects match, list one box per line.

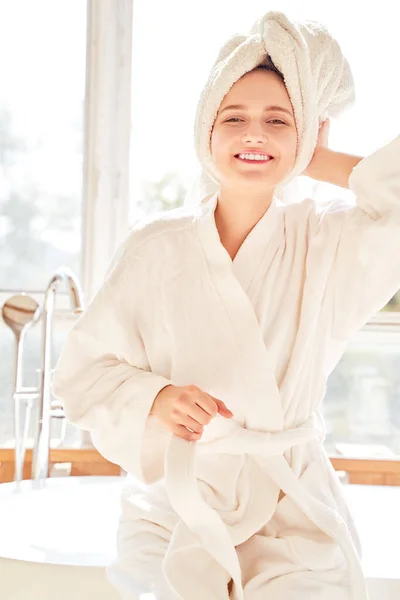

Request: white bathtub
left=0, top=476, right=398, bottom=600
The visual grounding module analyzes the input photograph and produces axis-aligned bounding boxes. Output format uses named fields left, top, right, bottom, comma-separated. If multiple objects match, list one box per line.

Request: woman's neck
left=214, top=187, right=275, bottom=260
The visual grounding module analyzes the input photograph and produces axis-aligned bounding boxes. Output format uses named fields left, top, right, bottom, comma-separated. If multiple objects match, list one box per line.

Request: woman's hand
left=150, top=384, right=233, bottom=441
left=301, top=117, right=364, bottom=188
left=301, top=118, right=330, bottom=179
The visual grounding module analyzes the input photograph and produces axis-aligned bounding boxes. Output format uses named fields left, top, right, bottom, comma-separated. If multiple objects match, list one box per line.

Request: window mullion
left=81, top=0, right=134, bottom=303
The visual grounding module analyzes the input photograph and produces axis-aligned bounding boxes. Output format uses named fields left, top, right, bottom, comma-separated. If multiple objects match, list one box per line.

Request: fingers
left=189, top=402, right=215, bottom=425
left=192, top=390, right=219, bottom=418
left=173, top=424, right=202, bottom=442
left=193, top=391, right=234, bottom=420
left=175, top=389, right=213, bottom=425
left=207, top=394, right=233, bottom=418
left=178, top=413, right=204, bottom=435
left=168, top=387, right=234, bottom=442
left=172, top=402, right=210, bottom=429
left=319, top=118, right=330, bottom=146
left=214, top=399, right=234, bottom=418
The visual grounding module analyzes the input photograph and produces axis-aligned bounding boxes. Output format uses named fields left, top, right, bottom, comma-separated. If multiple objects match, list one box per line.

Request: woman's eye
left=225, top=118, right=286, bottom=125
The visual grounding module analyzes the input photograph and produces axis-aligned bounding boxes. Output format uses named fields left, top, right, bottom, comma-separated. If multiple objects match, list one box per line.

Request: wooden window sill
left=0, top=448, right=399, bottom=485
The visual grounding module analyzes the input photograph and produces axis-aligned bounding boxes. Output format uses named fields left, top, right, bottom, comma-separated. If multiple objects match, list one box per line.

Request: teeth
left=238, top=153, right=272, bottom=161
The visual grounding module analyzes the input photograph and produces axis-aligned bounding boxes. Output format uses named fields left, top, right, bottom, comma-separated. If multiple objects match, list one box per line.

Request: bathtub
left=0, top=476, right=399, bottom=600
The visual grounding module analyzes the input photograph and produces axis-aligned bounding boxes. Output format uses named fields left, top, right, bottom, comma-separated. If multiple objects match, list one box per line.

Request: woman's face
left=210, top=69, right=297, bottom=193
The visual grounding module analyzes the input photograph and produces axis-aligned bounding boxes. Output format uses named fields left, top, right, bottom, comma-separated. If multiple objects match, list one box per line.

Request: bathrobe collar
left=196, top=191, right=282, bottom=291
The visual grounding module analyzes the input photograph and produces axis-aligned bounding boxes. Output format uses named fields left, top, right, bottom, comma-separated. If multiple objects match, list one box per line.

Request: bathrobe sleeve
left=316, top=135, right=400, bottom=339
left=52, top=230, right=174, bottom=483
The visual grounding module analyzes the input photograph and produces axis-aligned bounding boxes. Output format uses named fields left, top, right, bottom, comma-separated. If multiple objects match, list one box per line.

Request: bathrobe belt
left=164, top=415, right=369, bottom=600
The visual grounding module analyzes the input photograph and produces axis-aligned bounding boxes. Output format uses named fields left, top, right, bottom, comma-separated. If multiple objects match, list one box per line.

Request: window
left=0, top=0, right=87, bottom=447
left=0, top=1, right=86, bottom=291
left=324, top=327, right=400, bottom=458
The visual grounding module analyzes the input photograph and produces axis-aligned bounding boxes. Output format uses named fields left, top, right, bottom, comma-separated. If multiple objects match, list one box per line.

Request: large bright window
left=0, top=0, right=85, bottom=291
left=0, top=0, right=86, bottom=447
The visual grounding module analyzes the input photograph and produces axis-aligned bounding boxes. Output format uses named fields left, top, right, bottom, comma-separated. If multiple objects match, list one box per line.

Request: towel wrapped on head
left=189, top=10, right=355, bottom=204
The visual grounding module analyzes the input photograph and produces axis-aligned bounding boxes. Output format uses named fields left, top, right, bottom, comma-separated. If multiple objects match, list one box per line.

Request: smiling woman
left=1, top=3, right=399, bottom=600
left=51, top=7, right=400, bottom=600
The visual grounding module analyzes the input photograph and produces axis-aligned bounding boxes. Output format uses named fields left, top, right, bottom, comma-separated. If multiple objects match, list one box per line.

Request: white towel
left=189, top=10, right=355, bottom=205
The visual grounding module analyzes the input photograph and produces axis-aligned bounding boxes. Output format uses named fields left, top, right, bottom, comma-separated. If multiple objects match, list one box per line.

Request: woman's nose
left=241, top=122, right=267, bottom=143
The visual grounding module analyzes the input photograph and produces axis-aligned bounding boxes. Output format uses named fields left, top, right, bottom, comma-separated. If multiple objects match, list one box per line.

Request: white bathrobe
left=53, top=135, right=400, bottom=600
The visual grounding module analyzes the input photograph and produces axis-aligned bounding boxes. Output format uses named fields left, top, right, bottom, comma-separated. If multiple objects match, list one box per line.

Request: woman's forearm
left=311, top=147, right=364, bottom=189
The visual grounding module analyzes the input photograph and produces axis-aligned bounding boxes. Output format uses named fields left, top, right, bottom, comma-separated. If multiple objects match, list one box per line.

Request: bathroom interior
left=0, top=1, right=399, bottom=599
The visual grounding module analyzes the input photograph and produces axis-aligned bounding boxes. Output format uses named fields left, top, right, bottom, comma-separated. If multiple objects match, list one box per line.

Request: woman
left=52, top=10, right=400, bottom=600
